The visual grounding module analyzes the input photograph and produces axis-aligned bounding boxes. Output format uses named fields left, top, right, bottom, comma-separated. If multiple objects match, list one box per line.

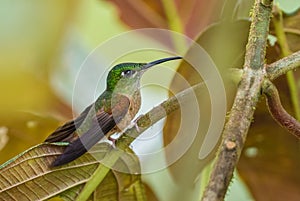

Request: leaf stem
left=75, top=151, right=121, bottom=201
left=161, top=0, right=187, bottom=52
left=284, top=28, right=300, bottom=36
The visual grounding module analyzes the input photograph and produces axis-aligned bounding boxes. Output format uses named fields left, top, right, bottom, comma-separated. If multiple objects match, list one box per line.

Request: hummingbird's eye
left=121, top=70, right=136, bottom=77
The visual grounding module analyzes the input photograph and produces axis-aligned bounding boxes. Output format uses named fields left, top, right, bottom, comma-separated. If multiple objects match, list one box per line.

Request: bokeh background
left=0, top=0, right=300, bottom=200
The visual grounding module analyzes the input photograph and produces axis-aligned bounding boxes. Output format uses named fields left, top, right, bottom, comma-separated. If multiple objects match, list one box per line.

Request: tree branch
left=201, top=0, right=273, bottom=200
left=267, top=50, right=300, bottom=80
left=116, top=83, right=204, bottom=148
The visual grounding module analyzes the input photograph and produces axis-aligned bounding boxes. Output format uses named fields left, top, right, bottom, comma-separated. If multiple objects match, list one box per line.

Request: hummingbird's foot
left=108, top=136, right=117, bottom=148
left=135, top=123, right=141, bottom=132
left=129, top=121, right=140, bottom=132
left=134, top=115, right=145, bottom=132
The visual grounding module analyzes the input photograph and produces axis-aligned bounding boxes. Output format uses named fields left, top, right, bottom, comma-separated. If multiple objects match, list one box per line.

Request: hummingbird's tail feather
left=51, top=140, right=88, bottom=167
left=51, top=126, right=107, bottom=167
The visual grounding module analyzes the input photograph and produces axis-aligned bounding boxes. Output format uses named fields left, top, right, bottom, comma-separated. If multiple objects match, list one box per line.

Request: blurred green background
left=0, top=0, right=299, bottom=201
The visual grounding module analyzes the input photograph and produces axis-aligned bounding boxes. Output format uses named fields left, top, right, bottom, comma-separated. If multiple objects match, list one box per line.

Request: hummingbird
left=45, top=56, right=182, bottom=167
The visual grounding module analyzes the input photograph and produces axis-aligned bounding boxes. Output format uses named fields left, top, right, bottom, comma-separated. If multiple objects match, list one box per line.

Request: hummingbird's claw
left=128, top=121, right=140, bottom=132
left=135, top=123, right=140, bottom=133
left=134, top=115, right=144, bottom=132
left=108, top=136, right=117, bottom=148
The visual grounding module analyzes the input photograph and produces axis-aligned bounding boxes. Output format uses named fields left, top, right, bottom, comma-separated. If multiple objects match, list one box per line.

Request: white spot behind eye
left=121, top=70, right=136, bottom=77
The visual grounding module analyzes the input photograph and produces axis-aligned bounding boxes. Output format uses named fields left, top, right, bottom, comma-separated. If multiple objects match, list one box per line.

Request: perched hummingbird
left=45, top=56, right=182, bottom=167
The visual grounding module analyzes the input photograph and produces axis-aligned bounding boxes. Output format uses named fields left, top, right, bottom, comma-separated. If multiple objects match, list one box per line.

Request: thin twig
left=284, top=28, right=300, bottom=36
left=201, top=0, right=273, bottom=200
left=263, top=80, right=300, bottom=139
left=117, top=82, right=204, bottom=147
left=161, top=0, right=187, bottom=52
left=267, top=50, right=300, bottom=80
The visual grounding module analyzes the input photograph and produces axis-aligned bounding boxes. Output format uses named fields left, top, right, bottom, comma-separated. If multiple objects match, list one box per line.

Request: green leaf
left=275, top=0, right=300, bottom=14
left=0, top=143, right=149, bottom=201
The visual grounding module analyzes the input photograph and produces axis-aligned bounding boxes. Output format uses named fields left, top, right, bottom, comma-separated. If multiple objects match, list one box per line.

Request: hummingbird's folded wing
left=51, top=95, right=130, bottom=167
left=44, top=104, right=93, bottom=143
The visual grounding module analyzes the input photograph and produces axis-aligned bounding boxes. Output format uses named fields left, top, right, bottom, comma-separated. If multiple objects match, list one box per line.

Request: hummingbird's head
left=106, top=56, right=182, bottom=94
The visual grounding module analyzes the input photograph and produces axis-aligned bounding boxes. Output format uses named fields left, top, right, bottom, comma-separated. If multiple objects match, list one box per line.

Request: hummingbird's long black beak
left=142, top=56, right=182, bottom=70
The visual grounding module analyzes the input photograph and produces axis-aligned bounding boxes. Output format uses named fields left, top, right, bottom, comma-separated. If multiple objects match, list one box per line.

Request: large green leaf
left=0, top=143, right=151, bottom=201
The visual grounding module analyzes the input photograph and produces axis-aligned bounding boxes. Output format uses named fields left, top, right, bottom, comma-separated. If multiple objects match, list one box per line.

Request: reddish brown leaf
left=105, top=0, right=223, bottom=39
